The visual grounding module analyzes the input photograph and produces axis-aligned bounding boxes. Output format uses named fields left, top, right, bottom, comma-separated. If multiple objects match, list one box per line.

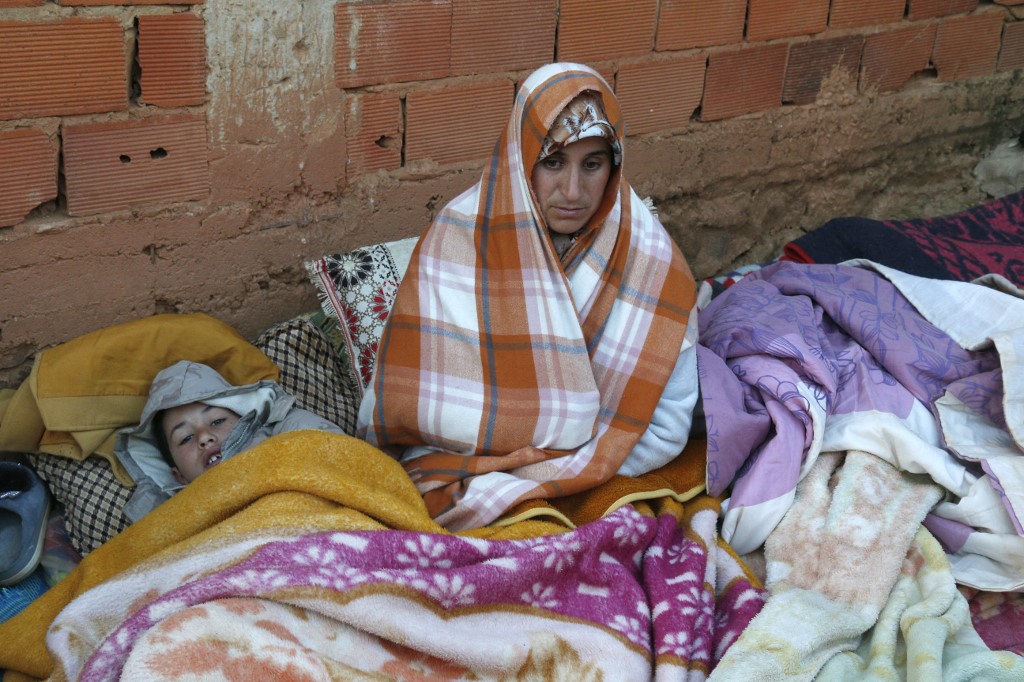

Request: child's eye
left=212, top=417, right=226, bottom=426
left=178, top=434, right=193, bottom=446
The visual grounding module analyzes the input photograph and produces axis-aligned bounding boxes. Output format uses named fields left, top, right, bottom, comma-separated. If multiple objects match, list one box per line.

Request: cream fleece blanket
left=710, top=451, right=1024, bottom=680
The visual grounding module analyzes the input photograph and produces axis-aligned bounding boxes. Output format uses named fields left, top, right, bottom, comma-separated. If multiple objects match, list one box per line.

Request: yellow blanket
left=0, top=430, right=715, bottom=680
left=0, top=313, right=279, bottom=484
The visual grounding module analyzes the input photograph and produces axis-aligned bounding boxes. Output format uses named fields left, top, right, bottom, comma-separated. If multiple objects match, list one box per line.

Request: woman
left=358, top=63, right=699, bottom=530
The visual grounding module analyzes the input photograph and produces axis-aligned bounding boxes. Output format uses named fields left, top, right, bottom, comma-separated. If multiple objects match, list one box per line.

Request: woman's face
left=531, top=137, right=613, bottom=235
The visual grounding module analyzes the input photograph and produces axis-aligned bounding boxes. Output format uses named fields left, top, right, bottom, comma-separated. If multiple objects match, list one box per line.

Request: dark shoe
left=0, top=462, right=51, bottom=586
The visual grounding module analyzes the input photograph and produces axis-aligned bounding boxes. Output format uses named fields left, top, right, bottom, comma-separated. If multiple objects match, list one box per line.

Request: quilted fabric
left=254, top=314, right=360, bottom=435
left=306, top=237, right=417, bottom=394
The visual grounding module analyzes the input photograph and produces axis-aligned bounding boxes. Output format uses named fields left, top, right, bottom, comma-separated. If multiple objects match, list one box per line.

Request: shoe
left=0, top=461, right=51, bottom=587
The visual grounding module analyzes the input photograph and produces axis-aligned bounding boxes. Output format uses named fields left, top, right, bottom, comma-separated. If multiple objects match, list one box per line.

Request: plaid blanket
left=360, top=63, right=697, bottom=530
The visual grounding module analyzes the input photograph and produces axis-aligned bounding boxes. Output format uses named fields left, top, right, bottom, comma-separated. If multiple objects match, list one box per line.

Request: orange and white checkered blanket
left=359, top=63, right=697, bottom=530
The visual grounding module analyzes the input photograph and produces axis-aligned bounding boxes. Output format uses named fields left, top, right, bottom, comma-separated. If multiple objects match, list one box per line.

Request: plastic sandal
left=0, top=461, right=51, bottom=587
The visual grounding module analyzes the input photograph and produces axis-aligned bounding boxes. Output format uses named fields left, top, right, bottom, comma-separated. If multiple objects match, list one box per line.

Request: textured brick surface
left=656, top=0, right=745, bottom=50
left=748, top=0, right=829, bottom=41
left=406, top=79, right=512, bottom=165
left=0, top=19, right=125, bottom=120
left=138, top=13, right=206, bottom=107
left=59, top=0, right=199, bottom=4
left=784, top=35, right=864, bottom=105
left=346, top=92, right=403, bottom=176
left=0, top=128, right=56, bottom=228
left=451, top=0, right=555, bottom=76
left=558, top=0, right=657, bottom=62
left=999, top=21, right=1024, bottom=71
left=933, top=12, right=1004, bottom=81
left=702, top=43, right=789, bottom=122
left=63, top=115, right=209, bottom=216
left=862, top=24, right=938, bottom=92
left=335, top=0, right=451, bottom=88
left=908, top=0, right=979, bottom=20
left=617, top=55, right=705, bottom=135
left=830, top=0, right=906, bottom=29
left=0, top=1, right=45, bottom=6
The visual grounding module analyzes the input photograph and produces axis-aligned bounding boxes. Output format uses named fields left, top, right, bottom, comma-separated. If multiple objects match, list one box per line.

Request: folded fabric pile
left=781, top=190, right=1024, bottom=286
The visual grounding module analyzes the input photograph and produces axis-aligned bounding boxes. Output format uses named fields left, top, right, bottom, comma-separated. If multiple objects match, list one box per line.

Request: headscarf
left=538, top=90, right=622, bottom=166
left=358, top=63, right=697, bottom=530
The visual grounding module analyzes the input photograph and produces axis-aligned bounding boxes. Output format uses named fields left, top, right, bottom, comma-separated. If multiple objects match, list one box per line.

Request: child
left=155, top=400, right=243, bottom=485
left=115, top=360, right=345, bottom=522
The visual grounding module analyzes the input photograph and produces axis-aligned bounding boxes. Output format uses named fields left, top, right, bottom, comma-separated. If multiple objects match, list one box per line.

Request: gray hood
left=115, top=360, right=339, bottom=521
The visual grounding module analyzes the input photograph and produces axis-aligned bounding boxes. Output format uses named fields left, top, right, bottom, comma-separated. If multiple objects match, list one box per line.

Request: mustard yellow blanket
left=0, top=313, right=279, bottom=484
left=0, top=431, right=762, bottom=681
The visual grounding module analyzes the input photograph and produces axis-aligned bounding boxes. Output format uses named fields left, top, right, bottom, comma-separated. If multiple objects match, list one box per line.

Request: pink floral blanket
left=47, top=501, right=763, bottom=681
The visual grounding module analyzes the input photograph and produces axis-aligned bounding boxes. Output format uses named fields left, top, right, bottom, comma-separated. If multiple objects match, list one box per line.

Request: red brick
left=138, top=14, right=206, bottom=107
left=406, top=79, right=512, bottom=166
left=862, top=24, right=938, bottom=92
left=0, top=129, right=57, bottom=228
left=908, top=0, right=979, bottom=20
left=0, top=19, right=125, bottom=120
left=830, top=0, right=906, bottom=29
left=784, top=35, right=864, bottom=105
left=558, top=0, right=657, bottom=63
left=63, top=114, right=209, bottom=217
left=589, top=66, right=617, bottom=90
left=702, top=44, right=789, bottom=122
left=616, top=55, right=705, bottom=135
left=451, top=0, right=556, bottom=76
left=748, top=0, right=829, bottom=42
left=59, top=0, right=199, bottom=4
left=933, top=12, right=1004, bottom=80
left=656, top=0, right=745, bottom=50
left=346, top=92, right=402, bottom=176
left=999, top=21, right=1024, bottom=71
left=335, top=0, right=451, bottom=88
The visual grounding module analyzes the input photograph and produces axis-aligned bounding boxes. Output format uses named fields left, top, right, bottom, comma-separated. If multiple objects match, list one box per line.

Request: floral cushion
left=306, top=237, right=417, bottom=394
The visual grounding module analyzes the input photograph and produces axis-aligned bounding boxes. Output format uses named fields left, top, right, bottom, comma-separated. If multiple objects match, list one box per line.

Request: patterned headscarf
left=358, top=63, right=697, bottom=530
left=538, top=91, right=622, bottom=166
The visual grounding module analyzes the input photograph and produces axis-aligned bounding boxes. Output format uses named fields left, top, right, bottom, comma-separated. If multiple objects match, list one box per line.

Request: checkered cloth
left=255, top=314, right=360, bottom=436
left=360, top=63, right=697, bottom=530
left=29, top=454, right=130, bottom=556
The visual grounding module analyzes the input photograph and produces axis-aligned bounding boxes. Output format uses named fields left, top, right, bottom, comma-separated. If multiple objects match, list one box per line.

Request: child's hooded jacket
left=115, top=360, right=344, bottom=521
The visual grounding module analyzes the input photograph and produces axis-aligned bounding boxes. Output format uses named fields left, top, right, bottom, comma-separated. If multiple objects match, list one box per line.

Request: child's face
left=161, top=402, right=241, bottom=484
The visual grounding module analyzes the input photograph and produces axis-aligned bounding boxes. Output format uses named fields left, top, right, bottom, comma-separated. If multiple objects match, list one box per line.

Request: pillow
left=254, top=313, right=361, bottom=435
left=28, top=453, right=130, bottom=556
left=306, top=237, right=418, bottom=394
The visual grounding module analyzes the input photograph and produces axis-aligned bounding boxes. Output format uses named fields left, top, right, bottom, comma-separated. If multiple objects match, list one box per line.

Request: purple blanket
left=697, top=261, right=1022, bottom=590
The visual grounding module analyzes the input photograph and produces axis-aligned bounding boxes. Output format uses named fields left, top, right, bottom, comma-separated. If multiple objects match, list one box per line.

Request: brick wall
left=1, top=0, right=1024, bottom=385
